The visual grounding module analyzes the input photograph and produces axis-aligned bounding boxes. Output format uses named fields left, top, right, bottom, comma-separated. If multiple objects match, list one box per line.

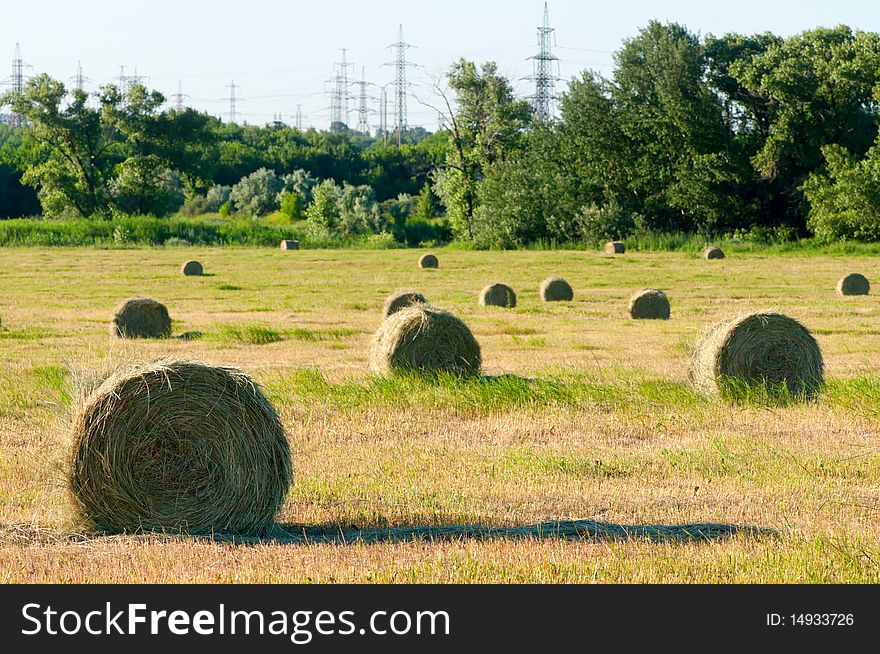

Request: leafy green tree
left=434, top=60, right=531, bottom=238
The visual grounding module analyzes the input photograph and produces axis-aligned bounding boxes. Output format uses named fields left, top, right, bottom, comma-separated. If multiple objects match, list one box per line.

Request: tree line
left=3, top=21, right=880, bottom=247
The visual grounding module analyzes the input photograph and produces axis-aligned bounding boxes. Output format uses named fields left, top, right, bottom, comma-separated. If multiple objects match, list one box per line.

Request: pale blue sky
left=3, top=0, right=879, bottom=130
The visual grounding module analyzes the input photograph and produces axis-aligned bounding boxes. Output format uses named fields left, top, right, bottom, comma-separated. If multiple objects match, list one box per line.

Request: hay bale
left=479, top=283, right=517, bottom=308
left=837, top=273, right=869, bottom=296
left=181, top=260, right=203, bottom=276
left=703, top=246, right=725, bottom=260
left=383, top=289, right=428, bottom=318
left=629, top=288, right=670, bottom=320
left=68, top=358, right=292, bottom=535
left=604, top=241, right=626, bottom=254
left=419, top=253, right=439, bottom=269
left=688, top=312, right=824, bottom=399
left=540, top=276, right=573, bottom=302
left=280, top=240, right=300, bottom=250
left=370, top=304, right=481, bottom=377
left=112, top=296, right=172, bottom=339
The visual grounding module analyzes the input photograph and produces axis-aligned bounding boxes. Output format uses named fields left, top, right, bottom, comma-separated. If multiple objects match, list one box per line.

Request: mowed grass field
left=0, top=246, right=879, bottom=583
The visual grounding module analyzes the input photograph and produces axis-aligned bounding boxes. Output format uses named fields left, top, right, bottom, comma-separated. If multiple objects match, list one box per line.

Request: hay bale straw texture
left=181, top=260, right=203, bottom=276
left=383, top=289, right=428, bottom=318
left=419, top=253, right=439, bottom=269
left=112, top=296, right=172, bottom=339
left=280, top=240, right=300, bottom=250
left=604, top=241, right=626, bottom=254
left=68, top=358, right=292, bottom=535
left=688, top=312, right=824, bottom=398
left=540, top=276, right=574, bottom=302
left=479, top=283, right=517, bottom=308
left=370, top=304, right=481, bottom=377
left=629, top=288, right=671, bottom=320
left=704, top=246, right=725, bottom=260
left=837, top=273, right=870, bottom=296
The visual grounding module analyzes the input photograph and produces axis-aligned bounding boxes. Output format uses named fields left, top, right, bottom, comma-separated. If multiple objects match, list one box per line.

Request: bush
left=575, top=201, right=639, bottom=244
left=230, top=168, right=282, bottom=217
left=403, top=217, right=452, bottom=247
left=279, top=192, right=304, bottom=221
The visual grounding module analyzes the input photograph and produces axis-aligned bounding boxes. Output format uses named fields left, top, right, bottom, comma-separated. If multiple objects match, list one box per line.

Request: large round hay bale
left=688, top=312, right=824, bottom=399
left=383, top=289, right=428, bottom=318
left=419, top=253, right=439, bottom=269
left=68, top=358, right=292, bottom=535
left=181, top=260, right=203, bottom=276
left=280, top=240, right=300, bottom=250
left=479, top=283, right=517, bottom=308
left=703, top=246, right=725, bottom=260
left=370, top=304, right=481, bottom=377
left=112, top=296, right=172, bottom=339
left=629, top=288, right=670, bottom=320
left=540, top=276, right=573, bottom=302
left=604, top=241, right=626, bottom=254
left=837, top=273, right=869, bottom=296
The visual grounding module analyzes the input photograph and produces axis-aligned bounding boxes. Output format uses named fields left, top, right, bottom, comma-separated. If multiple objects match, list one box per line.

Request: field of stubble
left=0, top=246, right=878, bottom=583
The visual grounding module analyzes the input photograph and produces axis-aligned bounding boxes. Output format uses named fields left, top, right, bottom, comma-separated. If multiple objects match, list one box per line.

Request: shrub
left=230, top=168, right=282, bottom=217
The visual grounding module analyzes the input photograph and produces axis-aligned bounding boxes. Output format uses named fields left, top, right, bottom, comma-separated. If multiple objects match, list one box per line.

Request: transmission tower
left=117, top=65, right=146, bottom=92
left=379, top=86, right=388, bottom=144
left=73, top=60, right=90, bottom=93
left=171, top=80, right=190, bottom=110
left=527, top=2, right=559, bottom=121
left=328, top=49, right=353, bottom=129
left=295, top=104, right=303, bottom=131
left=386, top=25, right=414, bottom=146
left=226, top=80, right=240, bottom=123
left=355, top=67, right=371, bottom=134
left=9, top=43, right=25, bottom=127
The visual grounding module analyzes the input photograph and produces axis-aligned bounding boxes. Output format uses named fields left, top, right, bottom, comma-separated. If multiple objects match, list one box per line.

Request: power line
left=527, top=2, right=560, bottom=121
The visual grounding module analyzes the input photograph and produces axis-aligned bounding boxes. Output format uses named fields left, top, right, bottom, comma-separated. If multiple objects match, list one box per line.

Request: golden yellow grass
left=0, top=246, right=878, bottom=583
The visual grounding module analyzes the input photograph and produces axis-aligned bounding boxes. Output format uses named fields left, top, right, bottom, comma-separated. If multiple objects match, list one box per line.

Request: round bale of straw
left=604, top=241, right=626, bottom=254
left=280, top=240, right=300, bottom=251
left=704, top=246, right=725, bottom=260
left=383, top=289, right=428, bottom=318
left=479, top=283, right=517, bottom=308
left=688, top=312, right=824, bottom=398
left=112, top=296, right=172, bottom=339
left=419, top=253, right=439, bottom=269
left=68, top=358, right=292, bottom=535
left=629, top=288, right=670, bottom=320
left=370, top=304, right=481, bottom=377
left=540, top=276, right=573, bottom=302
left=181, top=260, right=203, bottom=276
left=837, top=273, right=870, bottom=296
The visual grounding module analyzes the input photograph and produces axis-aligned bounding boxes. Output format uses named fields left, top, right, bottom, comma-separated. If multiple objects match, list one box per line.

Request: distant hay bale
left=604, top=241, right=626, bottom=254
left=688, top=312, right=824, bottom=399
left=383, top=289, right=428, bottom=318
left=68, top=358, right=292, bottom=535
left=703, top=246, right=725, bottom=260
left=540, top=276, right=573, bottom=302
left=181, top=260, right=203, bottom=276
left=837, top=273, right=869, bottom=296
left=629, top=288, right=670, bottom=320
left=419, top=253, right=439, bottom=269
left=112, top=296, right=172, bottom=339
left=369, top=304, right=481, bottom=377
left=280, top=240, right=300, bottom=250
left=479, top=283, right=517, bottom=308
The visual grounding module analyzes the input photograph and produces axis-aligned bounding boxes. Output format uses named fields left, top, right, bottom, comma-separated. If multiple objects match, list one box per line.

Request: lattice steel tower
left=295, top=104, right=303, bottom=131
left=171, top=80, right=190, bottom=110
left=329, top=49, right=353, bottom=128
left=387, top=25, right=413, bottom=146
left=528, top=3, right=559, bottom=121
left=355, top=67, right=371, bottom=134
left=10, top=43, right=25, bottom=127
left=73, top=61, right=89, bottom=93
left=226, top=80, right=240, bottom=123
